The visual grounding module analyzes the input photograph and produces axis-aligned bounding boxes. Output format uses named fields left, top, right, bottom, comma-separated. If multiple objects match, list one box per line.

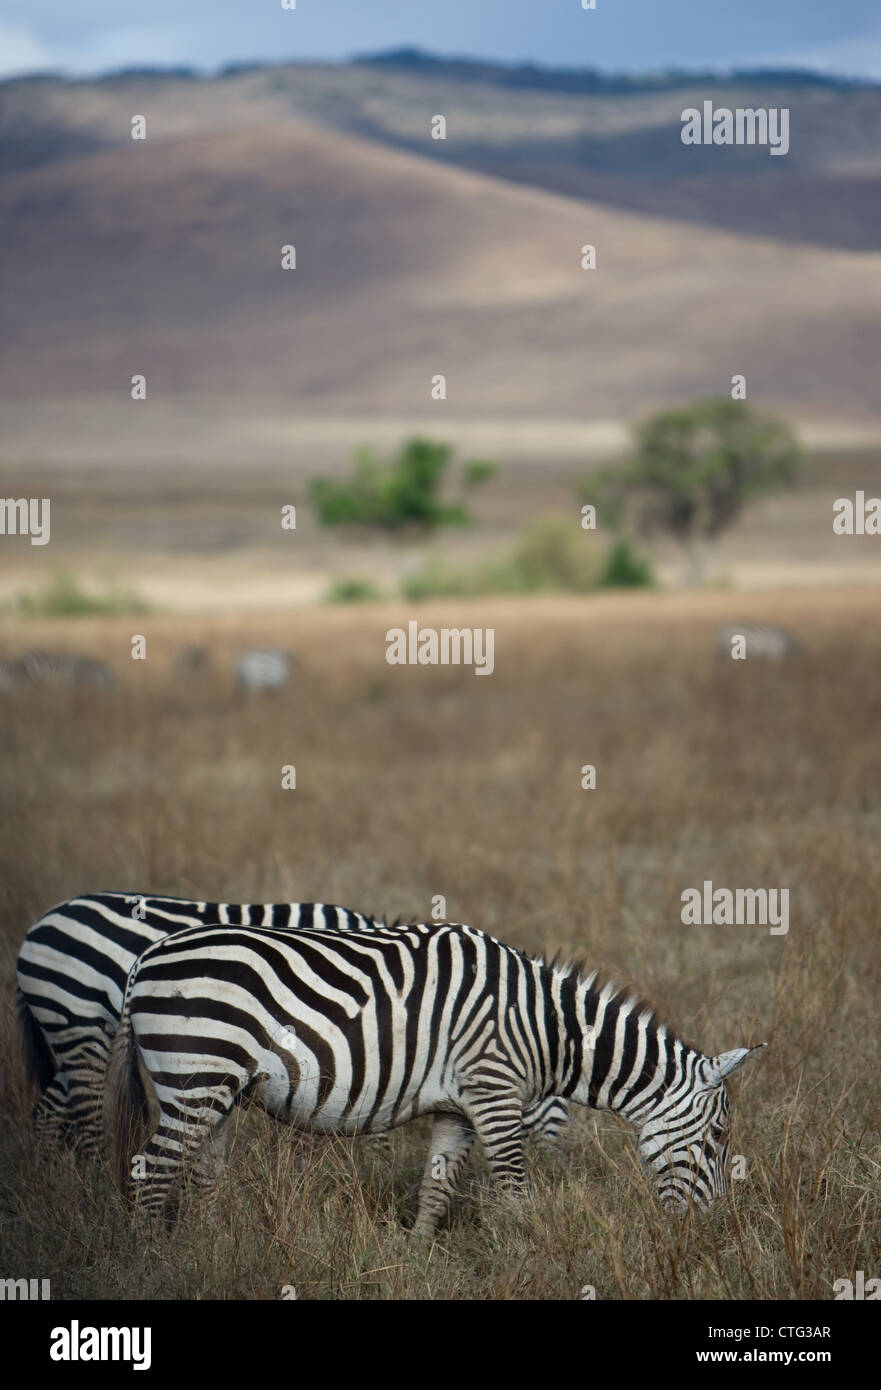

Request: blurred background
left=1, top=2, right=880, bottom=609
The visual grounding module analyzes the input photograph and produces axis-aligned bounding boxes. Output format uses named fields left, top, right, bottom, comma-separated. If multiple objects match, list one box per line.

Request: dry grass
left=0, top=588, right=879, bottom=1299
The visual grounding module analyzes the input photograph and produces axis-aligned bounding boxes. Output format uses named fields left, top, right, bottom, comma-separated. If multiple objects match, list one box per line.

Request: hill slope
left=3, top=62, right=880, bottom=250
left=2, top=113, right=881, bottom=421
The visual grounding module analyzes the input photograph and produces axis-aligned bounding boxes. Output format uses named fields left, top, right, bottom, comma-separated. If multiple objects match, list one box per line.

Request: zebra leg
left=65, top=1040, right=112, bottom=1157
left=186, top=1111, right=236, bottom=1216
left=33, top=1071, right=74, bottom=1146
left=461, top=1088, right=527, bottom=1197
left=412, top=1113, right=475, bottom=1238
left=134, top=1094, right=236, bottom=1221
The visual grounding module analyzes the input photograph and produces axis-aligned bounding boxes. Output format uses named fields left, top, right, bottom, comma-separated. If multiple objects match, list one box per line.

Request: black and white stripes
left=0, top=649, right=114, bottom=690
left=16, top=894, right=388, bottom=1151
left=104, top=918, right=763, bottom=1231
left=16, top=893, right=570, bottom=1155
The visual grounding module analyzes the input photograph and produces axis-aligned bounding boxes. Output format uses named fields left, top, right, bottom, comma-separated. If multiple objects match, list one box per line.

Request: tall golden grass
left=1, top=590, right=878, bottom=1299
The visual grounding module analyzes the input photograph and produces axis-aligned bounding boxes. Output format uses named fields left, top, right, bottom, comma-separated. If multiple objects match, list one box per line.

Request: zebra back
left=17, top=894, right=573, bottom=1151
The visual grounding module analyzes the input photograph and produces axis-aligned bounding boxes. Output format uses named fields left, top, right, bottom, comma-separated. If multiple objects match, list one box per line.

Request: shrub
left=507, top=516, right=599, bottom=593
left=401, top=516, right=601, bottom=599
left=311, top=438, right=495, bottom=533
left=325, top=577, right=384, bottom=604
left=15, top=573, right=150, bottom=619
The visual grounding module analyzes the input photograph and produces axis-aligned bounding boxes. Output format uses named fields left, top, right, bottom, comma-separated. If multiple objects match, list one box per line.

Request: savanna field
left=1, top=587, right=879, bottom=1300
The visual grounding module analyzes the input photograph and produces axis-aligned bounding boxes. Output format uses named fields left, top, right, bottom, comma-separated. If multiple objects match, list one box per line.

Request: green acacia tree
left=310, top=437, right=496, bottom=534
left=581, top=398, right=802, bottom=584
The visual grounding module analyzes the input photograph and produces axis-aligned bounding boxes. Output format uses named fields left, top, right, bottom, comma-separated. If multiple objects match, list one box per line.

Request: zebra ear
left=706, top=1043, right=766, bottom=1087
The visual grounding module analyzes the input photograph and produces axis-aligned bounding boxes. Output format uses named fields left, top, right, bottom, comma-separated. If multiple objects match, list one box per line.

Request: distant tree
left=310, top=437, right=496, bottom=533
left=580, top=398, right=802, bottom=584
left=596, top=538, right=653, bottom=589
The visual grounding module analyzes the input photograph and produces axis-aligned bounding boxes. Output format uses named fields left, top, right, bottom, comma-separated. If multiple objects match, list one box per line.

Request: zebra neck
left=552, top=969, right=685, bottom=1125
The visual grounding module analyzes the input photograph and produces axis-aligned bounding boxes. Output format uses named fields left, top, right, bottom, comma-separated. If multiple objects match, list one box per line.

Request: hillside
left=2, top=60, right=880, bottom=249
left=1, top=105, right=881, bottom=424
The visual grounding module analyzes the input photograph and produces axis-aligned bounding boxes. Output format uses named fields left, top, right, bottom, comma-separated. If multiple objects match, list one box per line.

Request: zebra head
left=636, top=1043, right=765, bottom=1210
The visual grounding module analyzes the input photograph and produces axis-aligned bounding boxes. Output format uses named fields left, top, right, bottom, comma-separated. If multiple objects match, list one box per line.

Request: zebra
left=0, top=649, right=114, bottom=691
left=104, top=919, right=764, bottom=1232
left=16, top=893, right=568, bottom=1155
left=235, top=649, right=291, bottom=694
left=174, top=645, right=212, bottom=677
left=715, top=623, right=800, bottom=661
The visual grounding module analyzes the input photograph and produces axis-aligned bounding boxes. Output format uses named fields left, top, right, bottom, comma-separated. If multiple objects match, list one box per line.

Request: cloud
left=759, top=22, right=881, bottom=79
left=0, top=22, right=55, bottom=77
left=64, top=25, right=195, bottom=73
left=0, top=20, right=203, bottom=79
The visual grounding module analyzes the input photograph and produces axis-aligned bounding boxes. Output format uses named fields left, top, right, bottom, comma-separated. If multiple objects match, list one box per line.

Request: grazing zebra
left=174, top=645, right=211, bottom=677
left=16, top=894, right=568, bottom=1154
left=0, top=649, right=114, bottom=691
left=235, top=649, right=290, bottom=694
left=715, top=623, right=800, bottom=661
left=105, top=919, right=764, bottom=1232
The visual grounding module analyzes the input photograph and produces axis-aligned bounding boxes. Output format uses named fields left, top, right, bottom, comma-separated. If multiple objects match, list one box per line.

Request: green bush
left=462, top=459, right=498, bottom=490
left=507, top=515, right=599, bottom=593
left=401, top=516, right=604, bottom=599
left=400, top=556, right=480, bottom=601
left=311, top=438, right=495, bottom=533
left=325, top=577, right=384, bottom=604
left=401, top=517, right=654, bottom=600
left=15, top=573, right=150, bottom=619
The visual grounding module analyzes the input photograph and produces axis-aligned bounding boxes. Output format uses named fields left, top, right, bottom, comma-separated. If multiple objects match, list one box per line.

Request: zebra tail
left=103, top=994, right=147, bottom=1196
left=16, top=986, right=56, bottom=1093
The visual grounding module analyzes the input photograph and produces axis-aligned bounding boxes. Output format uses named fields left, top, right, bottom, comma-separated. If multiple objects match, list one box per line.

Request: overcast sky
left=1, top=0, right=880, bottom=82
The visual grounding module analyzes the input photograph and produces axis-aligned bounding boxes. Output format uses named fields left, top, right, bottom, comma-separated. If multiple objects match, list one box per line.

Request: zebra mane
left=541, top=951, right=671, bottom=1034
left=372, top=921, right=687, bottom=1045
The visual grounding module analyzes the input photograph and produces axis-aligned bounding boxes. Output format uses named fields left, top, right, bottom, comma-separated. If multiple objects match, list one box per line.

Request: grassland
left=0, top=587, right=878, bottom=1299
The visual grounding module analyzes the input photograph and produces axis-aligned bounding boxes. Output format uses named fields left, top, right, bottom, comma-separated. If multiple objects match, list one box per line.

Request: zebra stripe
left=16, top=893, right=569, bottom=1153
left=235, top=649, right=291, bottom=693
left=0, top=649, right=114, bottom=690
left=105, top=920, right=764, bottom=1231
left=17, top=895, right=385, bottom=1151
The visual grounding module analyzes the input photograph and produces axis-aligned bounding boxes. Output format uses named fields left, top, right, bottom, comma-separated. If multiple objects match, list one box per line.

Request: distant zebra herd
left=17, top=892, right=763, bottom=1233
left=1, top=625, right=798, bottom=699
left=0, top=648, right=293, bottom=695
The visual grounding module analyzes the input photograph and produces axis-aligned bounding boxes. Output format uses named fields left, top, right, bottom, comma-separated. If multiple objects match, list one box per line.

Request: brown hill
left=2, top=115, right=881, bottom=423
left=3, top=65, right=880, bottom=250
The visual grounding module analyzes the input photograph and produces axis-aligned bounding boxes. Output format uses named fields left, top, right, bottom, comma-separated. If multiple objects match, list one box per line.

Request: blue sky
left=1, top=1, right=880, bottom=81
